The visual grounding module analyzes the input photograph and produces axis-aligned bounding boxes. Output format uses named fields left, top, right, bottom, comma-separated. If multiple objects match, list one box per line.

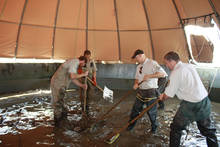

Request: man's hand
left=81, top=84, right=87, bottom=90
left=133, top=83, right=139, bottom=90
left=159, top=93, right=169, bottom=101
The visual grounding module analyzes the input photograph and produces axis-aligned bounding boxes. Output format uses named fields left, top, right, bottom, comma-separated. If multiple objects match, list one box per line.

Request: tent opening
left=185, top=20, right=220, bottom=67
left=0, top=58, right=65, bottom=63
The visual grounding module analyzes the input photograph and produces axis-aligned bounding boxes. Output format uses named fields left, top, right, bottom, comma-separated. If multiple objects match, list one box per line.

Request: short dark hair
left=84, top=50, right=91, bottom=56
left=164, top=51, right=180, bottom=62
left=131, top=49, right=144, bottom=59
left=78, top=56, right=87, bottom=62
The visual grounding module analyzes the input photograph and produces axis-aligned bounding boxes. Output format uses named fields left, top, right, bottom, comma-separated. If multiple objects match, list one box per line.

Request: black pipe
left=14, top=0, right=28, bottom=58
left=208, top=0, right=220, bottom=25
left=86, top=0, right=89, bottom=50
left=142, top=0, right=155, bottom=59
left=52, top=0, right=60, bottom=59
left=113, top=0, right=121, bottom=61
left=171, top=0, right=192, bottom=61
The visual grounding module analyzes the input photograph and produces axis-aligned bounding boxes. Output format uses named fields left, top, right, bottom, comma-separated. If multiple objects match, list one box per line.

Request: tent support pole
left=86, top=0, right=89, bottom=50
left=52, top=0, right=60, bottom=59
left=142, top=0, right=155, bottom=60
left=14, top=0, right=28, bottom=58
left=171, top=0, right=192, bottom=61
left=208, top=0, right=220, bottom=25
left=113, top=0, right=122, bottom=61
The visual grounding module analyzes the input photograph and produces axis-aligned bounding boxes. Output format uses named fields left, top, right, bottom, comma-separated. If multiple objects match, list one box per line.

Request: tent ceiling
left=0, top=0, right=219, bottom=63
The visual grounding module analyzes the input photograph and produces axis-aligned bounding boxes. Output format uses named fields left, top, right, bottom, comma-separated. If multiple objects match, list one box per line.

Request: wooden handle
left=93, top=81, right=144, bottom=125
left=87, top=77, right=104, bottom=92
left=105, top=99, right=159, bottom=141
left=97, top=89, right=134, bottom=122
left=84, top=77, right=87, bottom=113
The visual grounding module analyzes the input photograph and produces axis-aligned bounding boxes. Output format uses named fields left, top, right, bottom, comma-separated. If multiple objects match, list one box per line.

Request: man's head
left=164, top=51, right=180, bottom=70
left=78, top=56, right=87, bottom=67
left=131, top=49, right=146, bottom=64
left=84, top=50, right=91, bottom=60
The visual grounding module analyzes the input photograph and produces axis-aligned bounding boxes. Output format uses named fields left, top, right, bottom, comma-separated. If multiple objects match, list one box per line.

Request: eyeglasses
left=139, top=66, right=143, bottom=74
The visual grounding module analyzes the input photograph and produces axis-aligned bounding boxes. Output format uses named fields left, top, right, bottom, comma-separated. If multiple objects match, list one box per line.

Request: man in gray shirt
left=51, top=56, right=88, bottom=126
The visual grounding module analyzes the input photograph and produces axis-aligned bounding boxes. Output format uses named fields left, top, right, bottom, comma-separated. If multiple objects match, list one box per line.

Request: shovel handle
left=94, top=80, right=144, bottom=123
left=98, top=89, right=133, bottom=121
left=105, top=99, right=159, bottom=143
left=84, top=77, right=87, bottom=113
left=138, top=81, right=144, bottom=86
left=87, top=77, right=104, bottom=92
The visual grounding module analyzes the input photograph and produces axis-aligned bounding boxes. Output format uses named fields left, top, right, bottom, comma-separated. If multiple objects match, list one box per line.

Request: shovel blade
left=103, top=86, right=113, bottom=103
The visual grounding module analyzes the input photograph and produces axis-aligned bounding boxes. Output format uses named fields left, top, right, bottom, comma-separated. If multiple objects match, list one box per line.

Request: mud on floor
left=0, top=89, right=219, bottom=147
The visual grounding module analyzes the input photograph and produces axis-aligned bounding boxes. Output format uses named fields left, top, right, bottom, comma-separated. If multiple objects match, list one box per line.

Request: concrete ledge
left=0, top=63, right=219, bottom=103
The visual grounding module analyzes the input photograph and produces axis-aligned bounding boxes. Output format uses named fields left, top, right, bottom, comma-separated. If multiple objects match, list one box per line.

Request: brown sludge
left=0, top=90, right=219, bottom=146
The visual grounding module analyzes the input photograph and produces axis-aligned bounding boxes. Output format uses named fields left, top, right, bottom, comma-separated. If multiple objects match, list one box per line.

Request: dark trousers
left=157, top=77, right=169, bottom=108
left=170, top=107, right=218, bottom=147
left=127, top=89, right=158, bottom=131
left=54, top=88, right=68, bottom=125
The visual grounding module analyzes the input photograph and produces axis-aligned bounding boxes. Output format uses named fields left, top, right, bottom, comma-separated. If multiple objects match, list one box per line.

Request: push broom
left=104, top=98, right=160, bottom=144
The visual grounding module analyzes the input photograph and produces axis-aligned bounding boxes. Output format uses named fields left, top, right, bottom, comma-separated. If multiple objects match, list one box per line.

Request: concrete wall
left=196, top=67, right=220, bottom=102
left=0, top=63, right=219, bottom=102
left=0, top=63, right=59, bottom=94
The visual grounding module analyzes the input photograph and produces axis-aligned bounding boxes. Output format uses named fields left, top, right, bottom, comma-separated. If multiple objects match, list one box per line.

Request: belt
left=136, top=93, right=157, bottom=102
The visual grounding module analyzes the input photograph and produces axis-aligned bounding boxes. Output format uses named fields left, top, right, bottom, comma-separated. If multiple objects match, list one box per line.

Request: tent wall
left=0, top=0, right=219, bottom=63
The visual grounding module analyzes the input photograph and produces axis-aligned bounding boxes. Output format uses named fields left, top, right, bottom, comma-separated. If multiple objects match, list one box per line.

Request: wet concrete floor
left=0, top=89, right=219, bottom=147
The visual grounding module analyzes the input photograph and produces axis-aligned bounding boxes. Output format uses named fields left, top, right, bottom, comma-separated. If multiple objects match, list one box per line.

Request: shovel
left=87, top=77, right=113, bottom=103
left=89, top=89, right=135, bottom=133
left=105, top=99, right=160, bottom=144
left=89, top=81, right=144, bottom=133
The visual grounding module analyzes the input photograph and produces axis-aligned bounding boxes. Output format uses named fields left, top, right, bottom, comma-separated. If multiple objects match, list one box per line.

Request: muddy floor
left=0, top=89, right=219, bottom=147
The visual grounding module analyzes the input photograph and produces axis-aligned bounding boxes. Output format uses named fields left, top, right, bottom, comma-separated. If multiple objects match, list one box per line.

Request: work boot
left=54, top=106, right=68, bottom=127
left=151, top=124, right=158, bottom=134
left=54, top=115, right=61, bottom=127
left=151, top=128, right=157, bottom=134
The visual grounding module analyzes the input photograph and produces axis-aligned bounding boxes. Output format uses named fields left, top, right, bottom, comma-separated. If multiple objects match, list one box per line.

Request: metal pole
left=14, top=0, right=28, bottom=58
left=208, top=0, right=220, bottom=25
left=52, top=0, right=60, bottom=59
left=113, top=0, right=122, bottom=61
left=86, top=0, right=89, bottom=50
left=142, top=0, right=155, bottom=59
left=171, top=0, right=192, bottom=60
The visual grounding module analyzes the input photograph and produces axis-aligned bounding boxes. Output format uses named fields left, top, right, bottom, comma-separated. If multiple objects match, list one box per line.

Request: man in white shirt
left=127, top=49, right=167, bottom=134
left=160, top=51, right=218, bottom=147
left=51, top=56, right=88, bottom=126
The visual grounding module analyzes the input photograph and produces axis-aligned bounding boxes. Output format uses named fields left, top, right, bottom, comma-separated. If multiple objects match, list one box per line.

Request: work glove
left=77, top=66, right=83, bottom=74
